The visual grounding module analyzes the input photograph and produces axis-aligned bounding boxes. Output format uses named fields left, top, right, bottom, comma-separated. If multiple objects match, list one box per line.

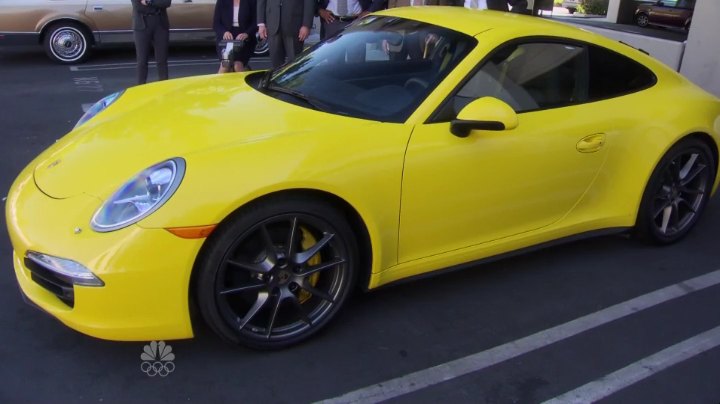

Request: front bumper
left=6, top=168, right=205, bottom=341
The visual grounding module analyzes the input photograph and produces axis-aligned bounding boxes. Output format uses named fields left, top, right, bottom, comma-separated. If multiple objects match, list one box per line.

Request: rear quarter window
left=588, top=45, right=657, bottom=101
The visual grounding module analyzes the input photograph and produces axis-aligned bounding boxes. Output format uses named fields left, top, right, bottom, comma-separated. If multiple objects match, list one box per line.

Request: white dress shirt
left=325, top=0, right=363, bottom=17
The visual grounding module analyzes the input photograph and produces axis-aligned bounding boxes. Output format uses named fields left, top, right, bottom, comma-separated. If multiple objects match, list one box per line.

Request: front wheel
left=636, top=138, right=716, bottom=244
left=196, top=196, right=358, bottom=349
left=43, top=22, right=91, bottom=64
left=636, top=13, right=650, bottom=27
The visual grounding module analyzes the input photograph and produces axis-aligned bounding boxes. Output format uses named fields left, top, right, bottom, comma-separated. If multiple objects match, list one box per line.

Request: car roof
left=377, top=6, right=595, bottom=39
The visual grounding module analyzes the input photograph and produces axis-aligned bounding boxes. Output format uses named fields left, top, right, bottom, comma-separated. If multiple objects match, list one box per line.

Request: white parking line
left=543, top=325, right=720, bottom=404
left=317, top=269, right=720, bottom=404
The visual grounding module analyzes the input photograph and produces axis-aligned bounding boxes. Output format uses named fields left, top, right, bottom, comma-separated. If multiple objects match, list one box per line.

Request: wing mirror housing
left=450, top=97, right=519, bottom=138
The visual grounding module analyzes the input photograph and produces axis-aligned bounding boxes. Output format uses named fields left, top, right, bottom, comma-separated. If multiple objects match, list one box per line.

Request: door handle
left=576, top=133, right=606, bottom=153
left=93, top=5, right=103, bottom=10
left=184, top=0, right=193, bottom=2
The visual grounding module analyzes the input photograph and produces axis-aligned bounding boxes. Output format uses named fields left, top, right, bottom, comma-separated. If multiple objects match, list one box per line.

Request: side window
left=588, top=45, right=656, bottom=101
left=446, top=42, right=588, bottom=117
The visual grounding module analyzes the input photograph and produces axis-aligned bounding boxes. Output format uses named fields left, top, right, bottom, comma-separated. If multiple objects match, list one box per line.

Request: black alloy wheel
left=637, top=138, right=715, bottom=244
left=197, top=196, right=357, bottom=349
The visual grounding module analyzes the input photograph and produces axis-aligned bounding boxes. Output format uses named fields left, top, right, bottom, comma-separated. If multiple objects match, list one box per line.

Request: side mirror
left=450, top=97, right=518, bottom=138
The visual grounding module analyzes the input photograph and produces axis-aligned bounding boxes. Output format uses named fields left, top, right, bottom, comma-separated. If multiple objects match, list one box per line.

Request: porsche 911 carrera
left=6, top=7, right=720, bottom=349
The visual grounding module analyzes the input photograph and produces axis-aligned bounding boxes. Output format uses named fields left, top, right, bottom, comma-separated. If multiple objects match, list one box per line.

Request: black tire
left=196, top=195, right=358, bottom=349
left=567, top=7, right=576, bottom=14
left=636, top=138, right=716, bottom=245
left=636, top=13, right=650, bottom=27
left=43, top=22, right=91, bottom=64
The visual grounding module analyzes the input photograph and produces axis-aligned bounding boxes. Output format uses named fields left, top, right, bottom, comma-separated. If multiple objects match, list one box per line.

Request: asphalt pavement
left=1, top=44, right=719, bottom=404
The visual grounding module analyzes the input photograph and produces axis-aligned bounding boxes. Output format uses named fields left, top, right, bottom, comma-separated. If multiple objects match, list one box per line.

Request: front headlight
left=75, top=91, right=124, bottom=129
left=91, top=158, right=186, bottom=232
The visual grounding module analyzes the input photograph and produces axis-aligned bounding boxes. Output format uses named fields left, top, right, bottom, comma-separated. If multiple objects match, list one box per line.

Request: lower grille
left=24, top=258, right=74, bottom=308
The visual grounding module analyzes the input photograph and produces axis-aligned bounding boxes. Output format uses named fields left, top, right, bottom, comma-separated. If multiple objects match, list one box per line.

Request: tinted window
left=588, top=45, right=656, bottom=101
left=442, top=42, right=588, bottom=118
left=263, top=16, right=476, bottom=122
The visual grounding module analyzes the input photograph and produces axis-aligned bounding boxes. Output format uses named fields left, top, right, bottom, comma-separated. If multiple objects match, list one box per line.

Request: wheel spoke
left=653, top=200, right=672, bottom=220
left=680, top=164, right=707, bottom=186
left=258, top=224, right=278, bottom=262
left=670, top=201, right=681, bottom=230
left=238, top=291, right=270, bottom=330
left=265, top=293, right=282, bottom=338
left=289, top=294, right=312, bottom=325
left=220, top=283, right=266, bottom=295
left=295, top=233, right=335, bottom=265
left=679, top=186, right=705, bottom=196
left=677, top=197, right=697, bottom=213
left=227, top=259, right=271, bottom=274
left=678, top=153, right=698, bottom=181
left=299, top=280, right=335, bottom=303
left=285, top=217, right=299, bottom=258
left=659, top=205, right=673, bottom=234
left=299, top=257, right=346, bottom=277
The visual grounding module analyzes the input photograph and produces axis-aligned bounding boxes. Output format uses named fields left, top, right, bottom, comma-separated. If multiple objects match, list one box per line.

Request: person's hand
left=382, top=39, right=390, bottom=54
left=236, top=33, right=249, bottom=41
left=298, top=26, right=309, bottom=42
left=141, top=0, right=148, bottom=5
left=258, top=25, right=267, bottom=40
left=223, top=31, right=233, bottom=40
left=319, top=9, right=335, bottom=24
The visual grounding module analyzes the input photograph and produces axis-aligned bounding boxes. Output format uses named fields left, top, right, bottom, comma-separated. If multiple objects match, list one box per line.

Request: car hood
left=33, top=73, right=371, bottom=199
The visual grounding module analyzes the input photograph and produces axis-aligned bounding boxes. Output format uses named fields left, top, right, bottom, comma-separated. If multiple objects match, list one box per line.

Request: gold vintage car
left=0, top=0, right=270, bottom=63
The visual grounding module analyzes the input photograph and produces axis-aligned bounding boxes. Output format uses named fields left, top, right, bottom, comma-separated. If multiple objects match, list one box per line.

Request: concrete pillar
left=680, top=0, right=720, bottom=97
left=606, top=0, right=622, bottom=22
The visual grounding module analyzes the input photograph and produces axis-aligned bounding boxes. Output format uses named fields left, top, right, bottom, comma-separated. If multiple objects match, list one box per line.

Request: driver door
left=398, top=41, right=610, bottom=262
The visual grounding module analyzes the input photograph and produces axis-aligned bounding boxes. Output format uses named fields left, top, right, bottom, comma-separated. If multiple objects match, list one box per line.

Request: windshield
left=263, top=16, right=476, bottom=122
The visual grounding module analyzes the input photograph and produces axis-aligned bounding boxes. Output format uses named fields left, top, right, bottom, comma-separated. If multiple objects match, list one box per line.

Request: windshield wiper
left=266, top=84, right=330, bottom=112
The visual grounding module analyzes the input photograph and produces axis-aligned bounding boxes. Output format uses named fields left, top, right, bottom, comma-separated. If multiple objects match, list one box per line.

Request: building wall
left=679, top=0, right=720, bottom=97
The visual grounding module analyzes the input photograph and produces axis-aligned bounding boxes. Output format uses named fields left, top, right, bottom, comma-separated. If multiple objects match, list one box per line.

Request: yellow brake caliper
left=298, top=226, right=321, bottom=304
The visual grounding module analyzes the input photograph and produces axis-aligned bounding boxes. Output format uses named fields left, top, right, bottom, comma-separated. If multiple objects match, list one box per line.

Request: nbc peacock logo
left=140, top=341, right=176, bottom=377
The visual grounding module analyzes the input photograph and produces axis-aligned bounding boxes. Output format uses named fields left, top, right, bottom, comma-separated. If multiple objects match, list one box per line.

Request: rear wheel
left=196, top=196, right=357, bottom=349
left=636, top=13, right=650, bottom=27
left=567, top=7, right=576, bottom=14
left=43, top=22, right=91, bottom=64
left=636, top=138, right=715, bottom=244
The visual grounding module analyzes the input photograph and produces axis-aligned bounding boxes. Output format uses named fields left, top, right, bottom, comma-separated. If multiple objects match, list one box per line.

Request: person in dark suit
left=257, top=0, right=315, bottom=68
left=214, top=0, right=258, bottom=73
left=486, top=0, right=508, bottom=10
left=131, top=0, right=172, bottom=85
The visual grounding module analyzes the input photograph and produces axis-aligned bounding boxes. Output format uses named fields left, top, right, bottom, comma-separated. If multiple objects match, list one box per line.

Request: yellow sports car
left=6, top=8, right=720, bottom=349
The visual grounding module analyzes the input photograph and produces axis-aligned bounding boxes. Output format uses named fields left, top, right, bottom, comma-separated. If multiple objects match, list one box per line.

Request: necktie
left=337, top=0, right=348, bottom=16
